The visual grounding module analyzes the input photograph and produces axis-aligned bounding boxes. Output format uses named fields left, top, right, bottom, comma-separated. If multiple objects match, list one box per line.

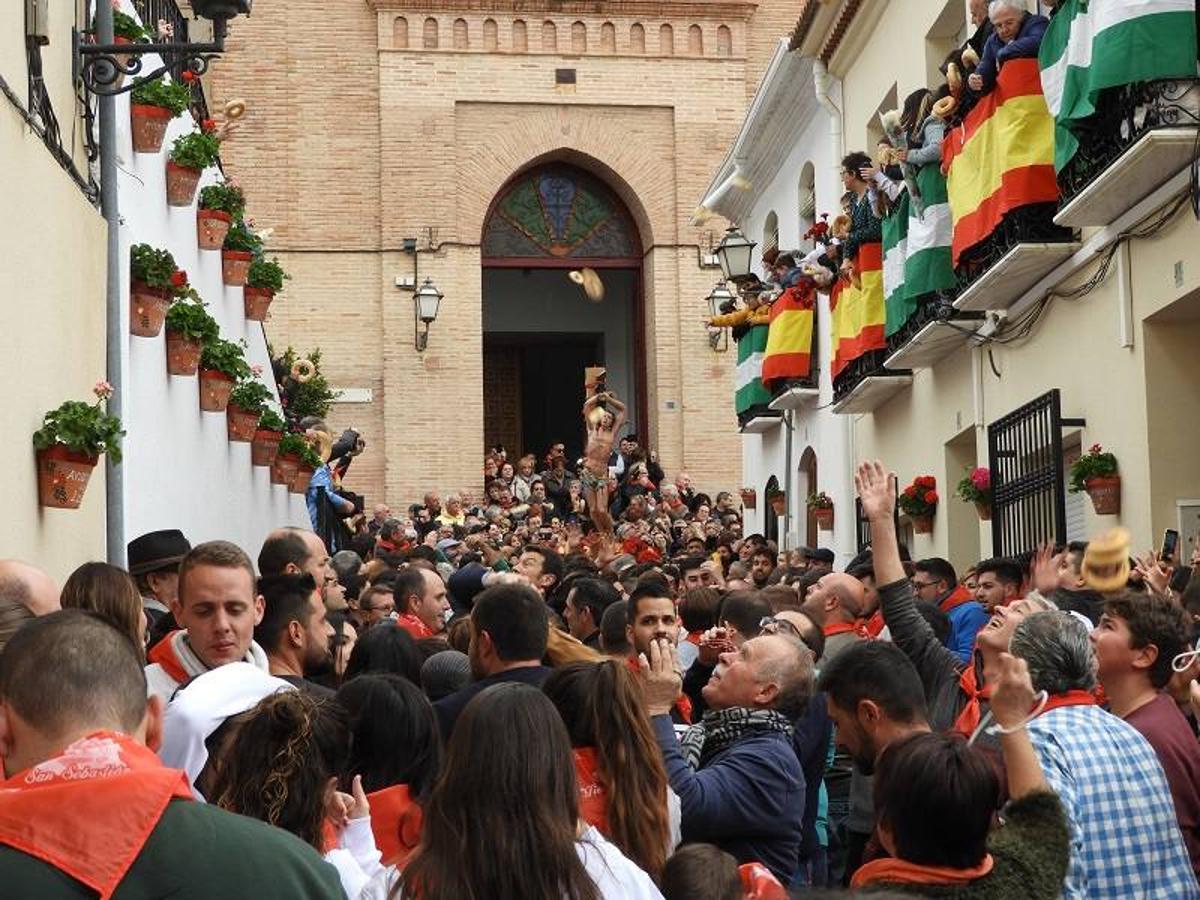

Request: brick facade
left=208, top=0, right=791, bottom=507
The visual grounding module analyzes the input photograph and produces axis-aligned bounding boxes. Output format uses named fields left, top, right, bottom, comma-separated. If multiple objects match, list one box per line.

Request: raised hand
left=854, top=460, right=895, bottom=522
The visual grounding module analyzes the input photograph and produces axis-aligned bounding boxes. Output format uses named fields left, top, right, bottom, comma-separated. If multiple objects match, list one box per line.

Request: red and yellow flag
left=762, top=283, right=816, bottom=389
left=942, top=57, right=1059, bottom=266
left=830, top=242, right=885, bottom=379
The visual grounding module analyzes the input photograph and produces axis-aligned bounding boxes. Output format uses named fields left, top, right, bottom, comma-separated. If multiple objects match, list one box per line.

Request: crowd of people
left=4, top=432, right=1200, bottom=898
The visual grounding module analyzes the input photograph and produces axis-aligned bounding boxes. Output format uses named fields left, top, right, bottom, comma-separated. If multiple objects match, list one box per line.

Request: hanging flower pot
left=130, top=104, right=172, bottom=153
left=1085, top=476, right=1121, bottom=516
left=290, top=465, right=315, bottom=494
left=165, top=329, right=202, bottom=376
left=196, top=209, right=233, bottom=250
left=222, top=250, right=253, bottom=286
left=243, top=286, right=274, bottom=321
left=199, top=369, right=235, bottom=412
left=36, top=445, right=99, bottom=510
left=129, top=281, right=171, bottom=337
left=165, top=161, right=202, bottom=207
left=112, top=36, right=132, bottom=88
left=251, top=429, right=282, bottom=466
left=739, top=487, right=756, bottom=509
left=768, top=492, right=786, bottom=516
left=912, top=514, right=934, bottom=534
left=814, top=506, right=835, bottom=531
left=899, top=476, right=938, bottom=535
left=227, top=404, right=259, bottom=442
left=975, top=502, right=992, bottom=521
left=271, top=453, right=301, bottom=486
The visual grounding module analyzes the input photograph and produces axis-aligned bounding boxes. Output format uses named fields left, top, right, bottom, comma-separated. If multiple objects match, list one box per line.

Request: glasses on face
left=759, top=616, right=802, bottom=640
left=911, top=579, right=939, bottom=591
left=365, top=602, right=395, bottom=616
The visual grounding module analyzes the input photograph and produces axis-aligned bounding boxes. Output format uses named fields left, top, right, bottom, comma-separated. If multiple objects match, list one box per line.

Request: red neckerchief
left=952, top=662, right=992, bottom=738
left=1036, top=690, right=1097, bottom=717
left=686, top=630, right=704, bottom=646
left=863, top=610, right=886, bottom=638
left=146, top=631, right=190, bottom=685
left=739, top=862, right=789, bottom=899
left=396, top=614, right=434, bottom=640
left=573, top=747, right=609, bottom=834
left=824, top=621, right=868, bottom=639
left=939, top=584, right=976, bottom=614
left=367, top=784, right=422, bottom=867
left=0, top=732, right=192, bottom=899
left=851, top=854, right=995, bottom=888
left=626, top=656, right=692, bottom=723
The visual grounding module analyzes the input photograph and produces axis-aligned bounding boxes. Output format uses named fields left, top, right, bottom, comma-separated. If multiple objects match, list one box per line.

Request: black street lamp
left=414, top=278, right=444, bottom=352
left=715, top=225, right=756, bottom=283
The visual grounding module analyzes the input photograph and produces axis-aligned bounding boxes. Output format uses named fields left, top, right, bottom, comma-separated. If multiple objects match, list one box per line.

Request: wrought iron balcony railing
left=832, top=349, right=890, bottom=405
left=954, top=202, right=1074, bottom=294
left=885, top=291, right=955, bottom=358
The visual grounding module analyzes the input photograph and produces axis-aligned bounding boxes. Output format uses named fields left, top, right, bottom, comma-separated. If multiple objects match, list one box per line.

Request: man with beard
left=253, top=573, right=335, bottom=696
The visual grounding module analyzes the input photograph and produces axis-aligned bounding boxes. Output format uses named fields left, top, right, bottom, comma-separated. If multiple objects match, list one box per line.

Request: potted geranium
left=739, top=487, right=756, bottom=509
left=165, top=128, right=221, bottom=207
left=163, top=297, right=218, bottom=376
left=128, top=243, right=183, bottom=337
left=252, top=408, right=285, bottom=467
left=808, top=491, right=834, bottom=530
left=221, top=220, right=263, bottom=287
left=128, top=76, right=190, bottom=153
left=198, top=337, right=251, bottom=412
left=272, top=432, right=307, bottom=486
left=32, top=381, right=124, bottom=509
left=768, top=489, right=786, bottom=517
left=290, top=441, right=323, bottom=494
left=108, top=2, right=148, bottom=87
left=227, top=372, right=271, bottom=442
left=956, top=467, right=993, bottom=521
left=899, top=475, right=938, bottom=534
left=244, top=257, right=289, bottom=321
left=196, top=179, right=245, bottom=250
left=1069, top=444, right=1120, bottom=515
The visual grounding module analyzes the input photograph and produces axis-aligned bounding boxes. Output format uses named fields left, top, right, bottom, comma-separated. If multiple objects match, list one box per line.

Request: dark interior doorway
left=483, top=332, right=603, bottom=464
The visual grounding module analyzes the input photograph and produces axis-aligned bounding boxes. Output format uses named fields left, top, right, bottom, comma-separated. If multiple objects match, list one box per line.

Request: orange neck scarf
left=851, top=853, right=995, bottom=888
left=952, top=661, right=992, bottom=738
left=939, top=584, right=976, bottom=614
left=0, top=732, right=192, bottom=899
left=367, top=783, right=423, bottom=867
left=573, top=747, right=610, bottom=834
left=1037, top=690, right=1097, bottom=716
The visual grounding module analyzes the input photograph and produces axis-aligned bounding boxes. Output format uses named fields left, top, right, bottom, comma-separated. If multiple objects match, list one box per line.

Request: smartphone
left=1161, top=528, right=1180, bottom=562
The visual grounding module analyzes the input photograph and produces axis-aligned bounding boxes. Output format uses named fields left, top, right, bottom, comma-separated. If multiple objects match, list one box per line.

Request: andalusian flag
left=943, top=58, right=1059, bottom=265
left=734, top=324, right=771, bottom=415
left=761, top=284, right=816, bottom=388
left=882, top=194, right=911, bottom=337
left=1039, top=0, right=1199, bottom=171
left=831, top=242, right=886, bottom=376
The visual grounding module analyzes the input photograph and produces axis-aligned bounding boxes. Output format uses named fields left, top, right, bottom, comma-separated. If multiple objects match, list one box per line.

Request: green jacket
left=863, top=791, right=1070, bottom=899
left=0, top=799, right=343, bottom=899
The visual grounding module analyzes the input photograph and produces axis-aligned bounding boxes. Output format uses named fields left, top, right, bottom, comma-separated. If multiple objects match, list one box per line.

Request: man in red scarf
left=0, top=611, right=342, bottom=898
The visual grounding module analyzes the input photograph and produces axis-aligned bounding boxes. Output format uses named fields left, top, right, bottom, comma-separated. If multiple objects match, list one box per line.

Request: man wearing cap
left=393, top=566, right=450, bottom=639
left=436, top=538, right=464, bottom=567
left=128, top=529, right=192, bottom=632
left=806, top=548, right=836, bottom=575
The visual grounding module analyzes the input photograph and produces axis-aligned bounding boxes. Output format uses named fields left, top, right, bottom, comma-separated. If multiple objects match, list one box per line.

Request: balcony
left=884, top=293, right=986, bottom=370
left=954, top=236, right=1081, bottom=314
left=1055, top=79, right=1200, bottom=228
left=740, top=410, right=783, bottom=434
left=768, top=380, right=820, bottom=411
left=831, top=351, right=913, bottom=415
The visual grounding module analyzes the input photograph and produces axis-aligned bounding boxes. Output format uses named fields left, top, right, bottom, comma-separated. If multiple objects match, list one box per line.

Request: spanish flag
left=942, top=57, right=1059, bottom=266
left=830, top=242, right=886, bottom=379
left=761, top=283, right=816, bottom=389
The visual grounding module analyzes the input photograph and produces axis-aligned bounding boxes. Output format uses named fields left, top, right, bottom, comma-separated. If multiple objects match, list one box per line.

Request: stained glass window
left=482, top=166, right=639, bottom=258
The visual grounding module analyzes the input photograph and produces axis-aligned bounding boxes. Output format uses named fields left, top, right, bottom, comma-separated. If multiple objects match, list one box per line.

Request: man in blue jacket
left=912, top=557, right=989, bottom=665
left=968, top=0, right=1049, bottom=94
left=641, top=632, right=811, bottom=884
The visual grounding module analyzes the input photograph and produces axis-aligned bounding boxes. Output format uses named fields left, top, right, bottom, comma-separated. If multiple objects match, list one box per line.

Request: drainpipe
left=96, top=0, right=125, bottom=566
left=693, top=160, right=750, bottom=224
left=783, top=410, right=794, bottom=551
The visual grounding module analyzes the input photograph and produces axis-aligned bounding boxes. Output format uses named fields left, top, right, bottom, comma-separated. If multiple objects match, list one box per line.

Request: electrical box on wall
left=26, top=0, right=49, bottom=44
left=1177, top=502, right=1200, bottom=560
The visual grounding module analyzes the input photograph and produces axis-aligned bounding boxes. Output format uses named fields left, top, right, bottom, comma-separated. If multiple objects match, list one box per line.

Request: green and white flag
left=1039, top=0, right=1199, bottom=171
left=882, top=192, right=911, bottom=337
left=904, top=163, right=955, bottom=303
left=734, top=323, right=771, bottom=415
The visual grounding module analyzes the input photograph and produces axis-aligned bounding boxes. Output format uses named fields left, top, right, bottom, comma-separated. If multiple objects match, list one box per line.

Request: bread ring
left=947, top=62, right=962, bottom=98
left=1082, top=528, right=1132, bottom=592
left=223, top=99, right=247, bottom=120
left=932, top=95, right=958, bottom=119
left=961, top=46, right=979, bottom=70
left=291, top=359, right=316, bottom=383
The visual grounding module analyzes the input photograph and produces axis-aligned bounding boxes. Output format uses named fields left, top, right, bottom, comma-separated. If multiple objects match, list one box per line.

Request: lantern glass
left=715, top=226, right=756, bottom=282
left=415, top=278, right=443, bottom=323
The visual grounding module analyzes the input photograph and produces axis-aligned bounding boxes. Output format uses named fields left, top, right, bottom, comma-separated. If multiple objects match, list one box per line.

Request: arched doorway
left=798, top=446, right=818, bottom=548
left=480, top=164, right=646, bottom=465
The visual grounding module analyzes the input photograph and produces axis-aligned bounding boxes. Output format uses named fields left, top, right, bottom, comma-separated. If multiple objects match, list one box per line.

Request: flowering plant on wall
left=806, top=491, right=834, bottom=509
left=955, top=467, right=991, bottom=505
left=271, top=346, right=339, bottom=424
left=898, top=475, right=938, bottom=518
left=33, top=381, right=124, bottom=464
left=1068, top=444, right=1118, bottom=493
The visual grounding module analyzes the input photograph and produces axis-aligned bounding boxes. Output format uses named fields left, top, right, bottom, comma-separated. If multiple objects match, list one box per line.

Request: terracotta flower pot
left=113, top=36, right=132, bottom=87
left=739, top=488, right=756, bottom=510
left=271, top=452, right=301, bottom=486
left=130, top=104, right=172, bottom=153
left=769, top=495, right=786, bottom=517
left=129, top=281, right=171, bottom=337
left=251, top=429, right=282, bottom=466
left=197, top=208, right=233, bottom=250
left=36, top=445, right=98, bottom=509
left=199, top=369, right=235, bottom=412
left=290, top=465, right=315, bottom=494
left=814, top=507, right=834, bottom=531
left=165, top=161, right=202, bottom=207
left=165, top=329, right=202, bottom=376
left=912, top=514, right=934, bottom=534
left=975, top=501, right=992, bottom=521
left=243, top=286, right=274, bottom=321
left=222, top=250, right=253, bottom=286
left=227, top=404, right=259, bottom=442
left=1085, top=476, right=1121, bottom=516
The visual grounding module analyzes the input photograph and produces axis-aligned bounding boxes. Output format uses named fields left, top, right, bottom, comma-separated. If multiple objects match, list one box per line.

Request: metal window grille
left=855, top=479, right=900, bottom=554
left=987, top=389, right=1073, bottom=557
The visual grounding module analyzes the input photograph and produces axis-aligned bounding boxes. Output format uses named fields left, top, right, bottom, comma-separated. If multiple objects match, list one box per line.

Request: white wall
left=114, top=6, right=308, bottom=555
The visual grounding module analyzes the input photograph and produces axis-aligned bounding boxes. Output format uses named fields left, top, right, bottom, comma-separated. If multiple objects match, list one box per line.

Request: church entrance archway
left=481, top=163, right=646, bottom=466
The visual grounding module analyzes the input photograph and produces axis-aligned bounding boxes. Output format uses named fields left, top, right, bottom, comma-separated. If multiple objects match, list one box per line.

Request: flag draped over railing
left=734, top=324, right=772, bottom=415
left=942, top=58, right=1059, bottom=266
left=762, top=283, right=816, bottom=388
left=830, top=242, right=885, bottom=378
left=1039, top=0, right=1199, bottom=172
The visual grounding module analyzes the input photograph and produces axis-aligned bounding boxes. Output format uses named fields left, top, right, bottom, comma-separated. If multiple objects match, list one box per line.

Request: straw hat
left=1082, top=527, right=1132, bottom=592
left=569, top=267, right=605, bottom=303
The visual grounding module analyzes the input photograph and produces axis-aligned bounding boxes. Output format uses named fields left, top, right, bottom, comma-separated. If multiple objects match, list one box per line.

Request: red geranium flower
left=170, top=270, right=187, bottom=287
left=180, top=70, right=196, bottom=83
left=201, top=118, right=217, bottom=133
left=924, top=490, right=938, bottom=504
left=903, top=486, right=916, bottom=498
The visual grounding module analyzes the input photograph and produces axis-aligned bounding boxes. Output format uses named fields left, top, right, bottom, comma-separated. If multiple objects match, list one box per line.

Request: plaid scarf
left=680, top=707, right=793, bottom=769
